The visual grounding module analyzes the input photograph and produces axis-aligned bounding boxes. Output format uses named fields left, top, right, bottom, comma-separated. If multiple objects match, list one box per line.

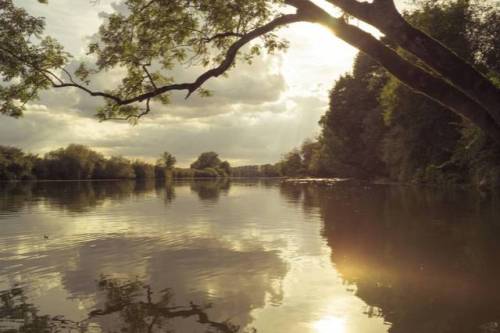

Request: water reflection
left=0, top=179, right=233, bottom=213
left=0, top=180, right=289, bottom=332
left=2, top=180, right=500, bottom=332
left=0, top=277, right=245, bottom=332
left=190, top=179, right=231, bottom=202
left=283, top=182, right=500, bottom=333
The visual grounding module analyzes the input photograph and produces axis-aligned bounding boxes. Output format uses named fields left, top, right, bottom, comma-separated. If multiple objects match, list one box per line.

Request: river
left=1, top=179, right=499, bottom=333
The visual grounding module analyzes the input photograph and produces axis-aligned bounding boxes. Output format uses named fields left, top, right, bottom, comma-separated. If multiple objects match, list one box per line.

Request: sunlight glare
left=314, top=316, right=348, bottom=333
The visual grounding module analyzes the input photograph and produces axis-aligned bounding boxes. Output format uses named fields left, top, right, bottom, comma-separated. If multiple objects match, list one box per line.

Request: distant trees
left=278, top=149, right=305, bottom=177
left=0, top=144, right=149, bottom=181
left=154, top=151, right=177, bottom=179
left=0, top=145, right=241, bottom=181
left=132, top=161, right=155, bottom=179
left=101, top=156, right=135, bottom=179
left=0, top=146, right=35, bottom=180
left=187, top=152, right=231, bottom=178
left=160, top=152, right=176, bottom=170
left=43, top=144, right=106, bottom=180
left=190, top=152, right=221, bottom=170
left=231, top=164, right=281, bottom=178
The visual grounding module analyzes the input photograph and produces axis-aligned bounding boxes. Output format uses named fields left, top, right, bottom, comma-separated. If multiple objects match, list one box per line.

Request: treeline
left=0, top=144, right=232, bottom=181
left=231, top=164, right=281, bottom=178
left=279, top=0, right=500, bottom=187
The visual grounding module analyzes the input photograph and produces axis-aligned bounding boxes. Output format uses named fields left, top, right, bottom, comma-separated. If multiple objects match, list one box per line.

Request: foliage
left=159, top=152, right=176, bottom=170
left=0, top=144, right=154, bottom=180
left=278, top=148, right=305, bottom=177
left=0, top=146, right=35, bottom=180
left=2, top=0, right=499, bottom=147
left=292, top=0, right=500, bottom=187
left=0, top=145, right=241, bottom=180
left=132, top=160, right=155, bottom=179
left=318, top=53, right=387, bottom=180
left=43, top=144, right=106, bottom=179
left=231, top=164, right=281, bottom=178
left=0, top=0, right=287, bottom=120
left=190, top=151, right=231, bottom=177
left=101, top=156, right=135, bottom=179
left=0, top=0, right=69, bottom=117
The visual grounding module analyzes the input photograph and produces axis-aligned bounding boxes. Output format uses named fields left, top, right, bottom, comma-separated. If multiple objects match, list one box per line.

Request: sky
left=3, top=0, right=405, bottom=167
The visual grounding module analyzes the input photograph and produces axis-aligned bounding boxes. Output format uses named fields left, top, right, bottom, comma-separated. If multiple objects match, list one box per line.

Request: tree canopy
left=276, top=0, right=500, bottom=186
left=1, top=0, right=499, bottom=141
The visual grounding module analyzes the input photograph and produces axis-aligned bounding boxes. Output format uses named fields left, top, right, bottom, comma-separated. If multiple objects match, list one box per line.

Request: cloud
left=6, top=0, right=362, bottom=165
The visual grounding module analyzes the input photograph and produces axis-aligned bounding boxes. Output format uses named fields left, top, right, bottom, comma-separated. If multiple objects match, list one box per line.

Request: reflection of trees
left=0, top=277, right=249, bottom=333
left=292, top=182, right=500, bottom=333
left=54, top=237, right=286, bottom=331
left=155, top=179, right=176, bottom=204
left=0, top=182, right=34, bottom=214
left=1, top=179, right=234, bottom=213
left=190, top=179, right=231, bottom=202
left=0, top=180, right=158, bottom=214
left=278, top=182, right=303, bottom=204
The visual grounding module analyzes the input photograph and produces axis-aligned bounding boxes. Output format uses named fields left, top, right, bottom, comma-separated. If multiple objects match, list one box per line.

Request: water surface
left=1, top=180, right=500, bottom=333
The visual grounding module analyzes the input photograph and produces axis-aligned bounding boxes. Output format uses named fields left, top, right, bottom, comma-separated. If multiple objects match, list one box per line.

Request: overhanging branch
left=288, top=0, right=500, bottom=143
left=325, top=0, right=500, bottom=124
left=47, top=14, right=302, bottom=119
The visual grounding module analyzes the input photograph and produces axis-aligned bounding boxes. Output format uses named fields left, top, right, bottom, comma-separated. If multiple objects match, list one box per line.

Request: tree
left=2, top=0, right=500, bottom=142
left=44, top=144, right=105, bottom=180
left=219, top=160, right=232, bottom=176
left=132, top=160, right=155, bottom=179
left=0, top=146, right=34, bottom=180
left=318, top=53, right=388, bottom=179
left=279, top=148, right=305, bottom=177
left=159, top=152, right=177, bottom=170
left=102, top=156, right=135, bottom=179
left=191, top=152, right=222, bottom=170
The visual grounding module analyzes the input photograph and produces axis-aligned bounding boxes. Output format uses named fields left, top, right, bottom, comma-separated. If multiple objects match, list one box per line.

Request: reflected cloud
left=0, top=277, right=247, bottom=333
left=0, top=181, right=290, bottom=331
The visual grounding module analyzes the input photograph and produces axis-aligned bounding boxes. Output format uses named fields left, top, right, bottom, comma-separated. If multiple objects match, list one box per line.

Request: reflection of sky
left=0, top=181, right=388, bottom=332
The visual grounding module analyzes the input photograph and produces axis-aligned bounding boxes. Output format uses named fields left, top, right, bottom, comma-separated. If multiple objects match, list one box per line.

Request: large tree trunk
left=285, top=0, right=500, bottom=143
left=327, top=0, right=500, bottom=125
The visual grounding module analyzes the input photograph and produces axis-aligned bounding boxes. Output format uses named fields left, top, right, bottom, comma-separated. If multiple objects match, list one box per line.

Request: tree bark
left=327, top=0, right=500, bottom=125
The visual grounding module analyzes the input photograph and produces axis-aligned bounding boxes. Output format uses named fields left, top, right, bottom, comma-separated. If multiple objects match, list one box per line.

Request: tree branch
left=48, top=14, right=302, bottom=119
left=289, top=0, right=500, bottom=143
left=326, top=0, right=500, bottom=124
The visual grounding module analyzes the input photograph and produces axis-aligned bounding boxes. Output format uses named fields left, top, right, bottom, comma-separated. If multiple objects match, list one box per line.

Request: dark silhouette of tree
left=0, top=146, right=35, bottom=180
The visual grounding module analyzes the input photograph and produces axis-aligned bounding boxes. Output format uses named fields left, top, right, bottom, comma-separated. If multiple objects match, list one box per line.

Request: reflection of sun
left=314, top=316, right=347, bottom=333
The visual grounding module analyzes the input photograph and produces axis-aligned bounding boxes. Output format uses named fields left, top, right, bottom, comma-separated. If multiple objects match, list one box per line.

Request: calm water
left=1, top=179, right=500, bottom=333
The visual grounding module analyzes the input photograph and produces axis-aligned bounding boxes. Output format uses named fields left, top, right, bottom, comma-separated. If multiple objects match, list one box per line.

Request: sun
left=314, top=316, right=348, bottom=333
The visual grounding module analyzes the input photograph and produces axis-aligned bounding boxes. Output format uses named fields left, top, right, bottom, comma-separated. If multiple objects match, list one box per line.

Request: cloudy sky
left=3, top=0, right=405, bottom=166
